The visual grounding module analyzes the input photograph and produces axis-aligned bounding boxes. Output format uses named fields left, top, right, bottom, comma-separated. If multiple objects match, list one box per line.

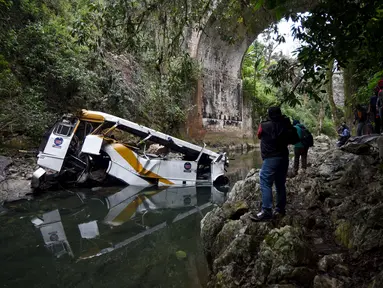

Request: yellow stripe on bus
left=112, top=188, right=167, bottom=224
left=112, top=143, right=174, bottom=185
left=112, top=197, right=143, bottom=225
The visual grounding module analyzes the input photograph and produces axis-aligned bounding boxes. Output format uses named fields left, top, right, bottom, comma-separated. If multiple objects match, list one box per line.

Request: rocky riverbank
left=0, top=155, right=35, bottom=203
left=201, top=135, right=383, bottom=287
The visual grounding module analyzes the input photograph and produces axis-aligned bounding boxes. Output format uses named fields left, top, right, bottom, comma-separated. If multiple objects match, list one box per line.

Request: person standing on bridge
left=252, top=107, right=300, bottom=221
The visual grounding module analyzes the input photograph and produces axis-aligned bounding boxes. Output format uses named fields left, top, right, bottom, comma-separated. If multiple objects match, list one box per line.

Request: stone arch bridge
left=185, top=0, right=317, bottom=140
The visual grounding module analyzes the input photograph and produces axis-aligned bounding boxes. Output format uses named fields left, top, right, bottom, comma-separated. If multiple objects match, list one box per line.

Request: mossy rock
left=212, top=220, right=244, bottom=259
left=222, top=200, right=249, bottom=220
left=334, top=220, right=353, bottom=249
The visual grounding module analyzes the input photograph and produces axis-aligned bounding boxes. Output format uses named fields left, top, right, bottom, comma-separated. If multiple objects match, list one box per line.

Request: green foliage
left=242, top=41, right=337, bottom=137
left=286, top=0, right=383, bottom=111
left=355, top=69, right=383, bottom=105
left=0, top=0, right=203, bottom=145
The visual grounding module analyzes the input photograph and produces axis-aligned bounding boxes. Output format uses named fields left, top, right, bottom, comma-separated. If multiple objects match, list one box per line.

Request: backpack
left=299, top=125, right=314, bottom=148
left=283, top=117, right=300, bottom=145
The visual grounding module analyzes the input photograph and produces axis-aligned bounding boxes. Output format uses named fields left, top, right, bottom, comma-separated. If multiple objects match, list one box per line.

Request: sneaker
left=273, top=210, right=286, bottom=219
left=250, top=210, right=272, bottom=222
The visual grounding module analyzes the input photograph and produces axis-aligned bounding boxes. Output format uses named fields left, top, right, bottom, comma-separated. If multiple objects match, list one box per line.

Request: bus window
left=54, top=121, right=75, bottom=137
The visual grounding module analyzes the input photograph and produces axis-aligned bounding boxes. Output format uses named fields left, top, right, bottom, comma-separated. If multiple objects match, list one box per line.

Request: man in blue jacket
left=293, top=120, right=308, bottom=175
left=253, top=107, right=299, bottom=221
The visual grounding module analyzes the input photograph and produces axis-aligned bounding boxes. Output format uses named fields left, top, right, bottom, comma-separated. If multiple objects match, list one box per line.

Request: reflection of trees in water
left=0, top=195, right=211, bottom=288
left=227, top=150, right=262, bottom=185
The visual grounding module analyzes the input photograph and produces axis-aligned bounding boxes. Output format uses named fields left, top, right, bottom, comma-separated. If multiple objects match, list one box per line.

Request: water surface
left=0, top=150, right=261, bottom=288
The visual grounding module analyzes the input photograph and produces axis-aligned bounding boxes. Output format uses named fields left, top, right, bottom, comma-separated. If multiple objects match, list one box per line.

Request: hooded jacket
left=257, top=107, right=299, bottom=159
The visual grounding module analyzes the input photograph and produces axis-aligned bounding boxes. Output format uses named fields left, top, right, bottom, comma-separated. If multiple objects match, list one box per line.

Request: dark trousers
left=260, top=156, right=289, bottom=212
left=377, top=117, right=382, bottom=134
left=294, top=147, right=308, bottom=173
left=357, top=121, right=365, bottom=136
left=337, top=136, right=350, bottom=147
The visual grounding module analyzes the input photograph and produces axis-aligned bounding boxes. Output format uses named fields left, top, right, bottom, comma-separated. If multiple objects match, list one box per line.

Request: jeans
left=357, top=121, right=365, bottom=136
left=260, top=156, right=289, bottom=213
left=294, top=147, right=308, bottom=174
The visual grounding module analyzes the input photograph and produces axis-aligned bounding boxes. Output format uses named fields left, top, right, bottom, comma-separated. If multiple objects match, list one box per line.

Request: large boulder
left=0, top=179, right=33, bottom=202
left=0, top=155, right=36, bottom=202
left=227, top=169, right=261, bottom=210
left=341, top=135, right=383, bottom=156
left=252, top=226, right=315, bottom=286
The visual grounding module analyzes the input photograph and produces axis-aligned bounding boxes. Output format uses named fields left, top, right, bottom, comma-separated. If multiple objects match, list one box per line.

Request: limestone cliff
left=201, top=136, right=383, bottom=287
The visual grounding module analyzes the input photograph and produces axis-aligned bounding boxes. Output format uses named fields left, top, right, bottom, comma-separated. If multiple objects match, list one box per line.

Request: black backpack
left=299, top=125, right=314, bottom=148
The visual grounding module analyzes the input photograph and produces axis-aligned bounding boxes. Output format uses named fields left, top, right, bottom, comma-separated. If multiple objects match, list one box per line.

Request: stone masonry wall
left=333, top=70, right=344, bottom=107
left=186, top=0, right=318, bottom=140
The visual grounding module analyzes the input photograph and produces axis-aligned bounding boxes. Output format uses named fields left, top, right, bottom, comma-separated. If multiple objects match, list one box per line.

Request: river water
left=0, top=149, right=262, bottom=288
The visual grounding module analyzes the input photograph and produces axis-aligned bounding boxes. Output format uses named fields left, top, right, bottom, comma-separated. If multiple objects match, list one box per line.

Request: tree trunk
left=343, top=65, right=356, bottom=127
left=317, top=101, right=325, bottom=135
left=326, top=60, right=340, bottom=128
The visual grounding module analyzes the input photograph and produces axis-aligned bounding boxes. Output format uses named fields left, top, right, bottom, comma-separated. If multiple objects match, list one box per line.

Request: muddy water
left=0, top=150, right=260, bottom=288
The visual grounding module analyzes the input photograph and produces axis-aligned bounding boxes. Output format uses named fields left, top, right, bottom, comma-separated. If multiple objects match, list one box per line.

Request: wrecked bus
left=32, top=110, right=229, bottom=189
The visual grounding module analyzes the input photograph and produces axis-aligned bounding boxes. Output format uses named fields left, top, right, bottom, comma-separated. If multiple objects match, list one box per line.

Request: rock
left=252, top=226, right=315, bottom=286
left=318, top=254, right=344, bottom=272
left=288, top=267, right=316, bottom=285
left=245, top=168, right=258, bottom=179
left=313, top=238, right=324, bottom=245
left=266, top=285, right=296, bottom=288
left=0, top=179, right=33, bottom=202
left=221, top=200, right=249, bottom=220
left=341, top=135, right=383, bottom=155
left=212, top=220, right=243, bottom=259
left=212, top=264, right=237, bottom=288
left=227, top=173, right=260, bottom=210
left=313, top=275, right=344, bottom=288
left=368, top=270, right=383, bottom=288
left=202, top=145, right=383, bottom=288
left=213, top=233, right=252, bottom=273
left=378, top=136, right=383, bottom=159
left=0, top=156, right=12, bottom=182
left=316, top=150, right=356, bottom=178
left=334, top=220, right=353, bottom=249
left=333, top=204, right=383, bottom=254
left=8, top=167, right=18, bottom=173
left=201, top=207, right=227, bottom=263
left=324, top=198, right=342, bottom=210
left=165, top=152, right=183, bottom=160
left=333, top=264, right=349, bottom=276
left=146, top=144, right=169, bottom=155
left=315, top=134, right=331, bottom=145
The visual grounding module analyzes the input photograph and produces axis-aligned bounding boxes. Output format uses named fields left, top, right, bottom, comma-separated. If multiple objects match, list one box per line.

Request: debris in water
left=175, top=250, right=187, bottom=260
left=31, top=217, right=44, bottom=226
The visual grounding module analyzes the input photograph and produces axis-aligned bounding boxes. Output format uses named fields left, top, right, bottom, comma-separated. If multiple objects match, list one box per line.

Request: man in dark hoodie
left=253, top=107, right=299, bottom=221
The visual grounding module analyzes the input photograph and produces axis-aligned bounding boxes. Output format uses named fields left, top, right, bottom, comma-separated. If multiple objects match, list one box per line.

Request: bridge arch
left=186, top=0, right=317, bottom=140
